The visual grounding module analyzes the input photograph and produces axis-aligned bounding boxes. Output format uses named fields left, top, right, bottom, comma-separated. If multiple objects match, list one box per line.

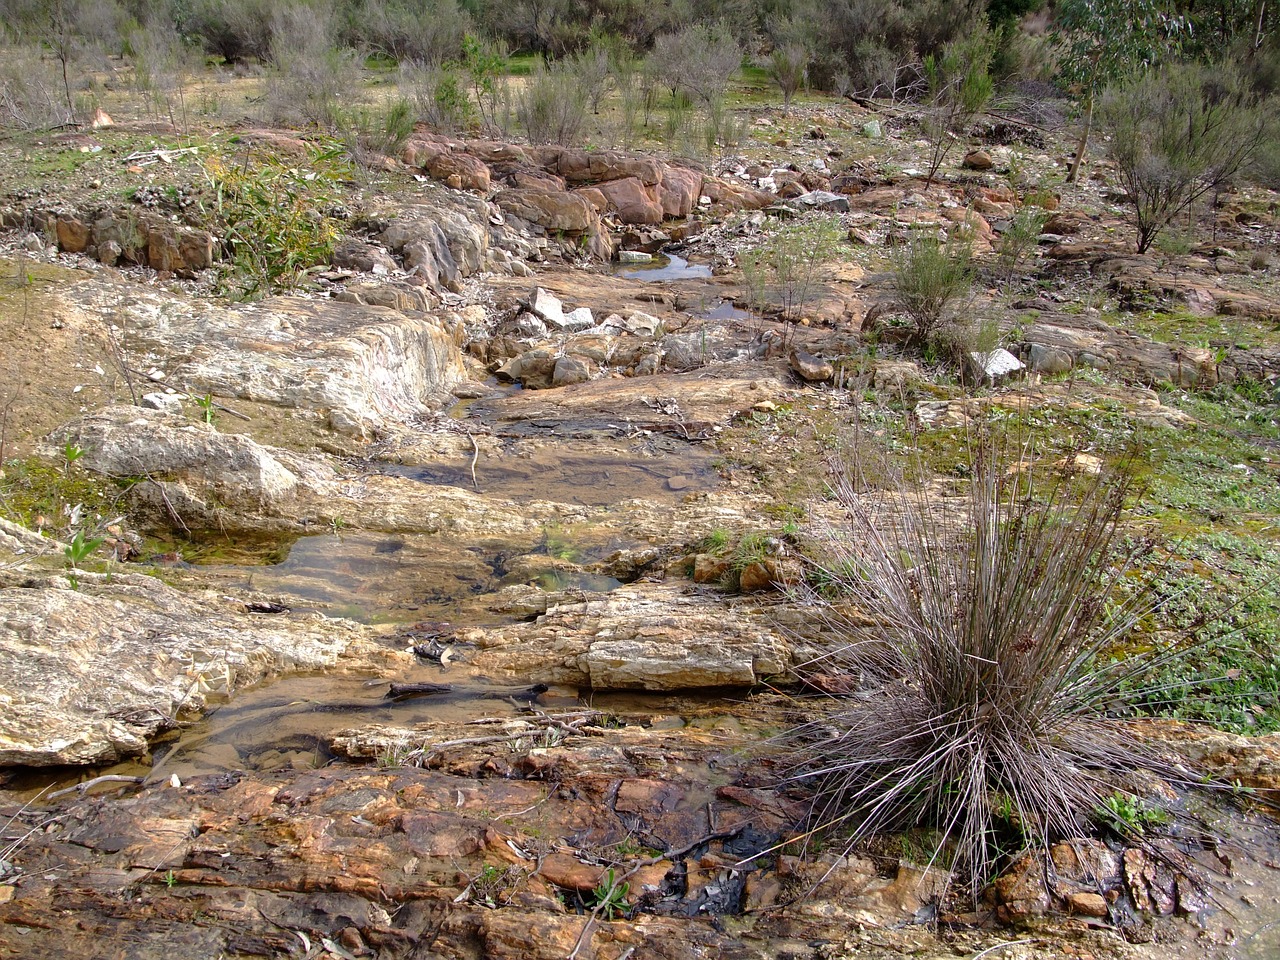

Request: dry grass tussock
left=780, top=430, right=1242, bottom=896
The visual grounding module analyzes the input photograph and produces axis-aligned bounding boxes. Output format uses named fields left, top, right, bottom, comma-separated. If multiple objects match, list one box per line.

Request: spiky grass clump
left=785, top=435, right=1215, bottom=895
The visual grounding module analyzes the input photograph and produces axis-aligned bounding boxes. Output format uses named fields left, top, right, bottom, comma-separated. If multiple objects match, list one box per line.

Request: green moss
left=0, top=456, right=130, bottom=534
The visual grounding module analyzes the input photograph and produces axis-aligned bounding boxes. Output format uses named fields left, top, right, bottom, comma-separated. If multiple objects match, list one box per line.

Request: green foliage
left=740, top=216, right=842, bottom=322
left=1050, top=0, right=1187, bottom=180
left=336, top=97, right=415, bottom=166
left=401, top=59, right=476, bottom=132
left=64, top=528, right=104, bottom=569
left=461, top=33, right=509, bottom=133
left=198, top=144, right=351, bottom=300
left=517, top=57, right=589, bottom=145
left=996, top=206, right=1048, bottom=280
left=921, top=26, right=996, bottom=186
left=1098, top=61, right=1271, bottom=252
left=587, top=867, right=630, bottom=920
left=1093, top=792, right=1169, bottom=837
left=194, top=394, right=216, bottom=425
left=647, top=23, right=742, bottom=108
left=889, top=230, right=974, bottom=355
left=764, top=41, right=809, bottom=113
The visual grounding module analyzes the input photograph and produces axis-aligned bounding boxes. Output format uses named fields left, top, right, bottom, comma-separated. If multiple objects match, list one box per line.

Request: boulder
left=965, top=348, right=1025, bottom=385
left=495, top=189, right=597, bottom=233
left=792, top=190, right=850, bottom=213
left=55, top=216, right=91, bottom=253
left=379, top=201, right=492, bottom=292
left=658, top=166, right=703, bottom=218
left=552, top=355, right=592, bottom=387
left=467, top=582, right=789, bottom=690
left=553, top=149, right=663, bottom=186
left=0, top=570, right=366, bottom=765
left=962, top=149, right=994, bottom=170
left=594, top=177, right=664, bottom=225
left=1026, top=343, right=1074, bottom=376
left=332, top=238, right=399, bottom=274
left=511, top=168, right=567, bottom=193
left=146, top=222, right=216, bottom=276
left=48, top=406, right=300, bottom=509
left=528, top=287, right=566, bottom=326
left=425, top=152, right=491, bottom=192
left=790, top=348, right=834, bottom=382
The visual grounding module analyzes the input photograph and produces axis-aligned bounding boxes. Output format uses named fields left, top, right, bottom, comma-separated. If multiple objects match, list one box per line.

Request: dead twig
left=46, top=775, right=144, bottom=801
left=566, top=824, right=747, bottom=959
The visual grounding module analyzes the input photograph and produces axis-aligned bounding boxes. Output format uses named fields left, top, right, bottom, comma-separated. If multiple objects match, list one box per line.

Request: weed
left=197, top=144, right=351, bottom=300
left=740, top=217, right=842, bottom=325
left=62, top=442, right=83, bottom=473
left=587, top=867, right=630, bottom=920
left=889, top=231, right=974, bottom=357
left=1094, top=793, right=1169, bottom=837
left=64, top=529, right=104, bottom=569
left=194, top=394, right=216, bottom=425
left=997, top=206, right=1048, bottom=280
left=163, top=869, right=177, bottom=889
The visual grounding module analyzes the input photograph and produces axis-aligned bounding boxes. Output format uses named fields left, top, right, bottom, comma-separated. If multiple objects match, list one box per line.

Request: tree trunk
left=1067, top=96, right=1094, bottom=184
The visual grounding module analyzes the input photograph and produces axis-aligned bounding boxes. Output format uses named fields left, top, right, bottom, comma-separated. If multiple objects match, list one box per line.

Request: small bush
left=782, top=431, right=1232, bottom=894
left=337, top=98, right=415, bottom=167
left=353, top=0, right=469, bottom=64
left=516, top=58, right=589, bottom=146
left=889, top=231, right=973, bottom=353
left=921, top=26, right=995, bottom=186
left=996, top=205, right=1048, bottom=280
left=764, top=40, right=809, bottom=114
left=0, top=46, right=74, bottom=130
left=400, top=59, right=475, bottom=132
left=198, top=144, right=351, bottom=300
left=741, top=217, right=843, bottom=323
left=263, top=3, right=361, bottom=128
left=648, top=23, right=742, bottom=108
left=1099, top=62, right=1271, bottom=253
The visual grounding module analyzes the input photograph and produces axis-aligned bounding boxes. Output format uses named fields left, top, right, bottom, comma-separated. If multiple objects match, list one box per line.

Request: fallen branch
left=385, top=681, right=453, bottom=700
left=46, top=775, right=144, bottom=800
left=121, top=146, right=200, bottom=165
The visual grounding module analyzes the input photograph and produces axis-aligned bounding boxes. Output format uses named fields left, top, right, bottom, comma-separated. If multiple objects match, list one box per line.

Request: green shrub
left=921, top=26, right=995, bottom=186
left=198, top=144, right=351, bottom=300
left=889, top=230, right=973, bottom=354
left=263, top=3, right=361, bottom=128
left=741, top=217, right=842, bottom=323
left=337, top=98, right=415, bottom=167
left=996, top=205, right=1048, bottom=280
left=516, top=58, right=589, bottom=145
left=400, top=59, right=475, bottom=132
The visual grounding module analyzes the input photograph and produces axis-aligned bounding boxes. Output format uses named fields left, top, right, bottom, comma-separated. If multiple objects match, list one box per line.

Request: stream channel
left=4, top=402, right=734, bottom=803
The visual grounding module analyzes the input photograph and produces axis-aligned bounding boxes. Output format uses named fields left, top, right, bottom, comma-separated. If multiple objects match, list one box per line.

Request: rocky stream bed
left=2, top=109, right=1280, bottom=960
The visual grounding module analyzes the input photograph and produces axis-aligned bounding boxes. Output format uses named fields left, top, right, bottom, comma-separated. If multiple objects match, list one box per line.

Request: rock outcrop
left=0, top=571, right=370, bottom=765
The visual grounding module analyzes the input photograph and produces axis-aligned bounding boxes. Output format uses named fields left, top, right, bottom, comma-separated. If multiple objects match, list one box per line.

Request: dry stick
left=46, top=775, right=145, bottom=801
left=145, top=475, right=191, bottom=535
left=566, top=825, right=747, bottom=960
left=467, top=432, right=480, bottom=491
